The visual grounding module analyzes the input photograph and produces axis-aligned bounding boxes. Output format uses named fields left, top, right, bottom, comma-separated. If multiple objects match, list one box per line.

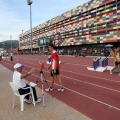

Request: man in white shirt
left=13, top=63, right=41, bottom=103
left=10, top=52, right=13, bottom=61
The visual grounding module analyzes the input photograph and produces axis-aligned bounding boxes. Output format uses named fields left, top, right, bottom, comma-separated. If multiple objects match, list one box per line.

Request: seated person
left=13, top=63, right=41, bottom=104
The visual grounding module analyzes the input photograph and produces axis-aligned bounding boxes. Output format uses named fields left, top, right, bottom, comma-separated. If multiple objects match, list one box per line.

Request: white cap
left=14, top=63, right=24, bottom=69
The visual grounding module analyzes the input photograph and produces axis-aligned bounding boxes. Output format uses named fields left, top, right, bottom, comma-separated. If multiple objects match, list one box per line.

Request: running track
left=1, top=55, right=120, bottom=120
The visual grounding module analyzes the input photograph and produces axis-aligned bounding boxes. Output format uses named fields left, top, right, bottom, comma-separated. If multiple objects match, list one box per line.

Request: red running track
left=1, top=55, right=120, bottom=120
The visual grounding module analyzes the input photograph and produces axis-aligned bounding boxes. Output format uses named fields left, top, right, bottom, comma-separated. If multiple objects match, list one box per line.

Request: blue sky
left=0, top=0, right=89, bottom=42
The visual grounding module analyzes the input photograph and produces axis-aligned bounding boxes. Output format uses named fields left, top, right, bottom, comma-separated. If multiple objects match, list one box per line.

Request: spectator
left=10, top=52, right=13, bottom=61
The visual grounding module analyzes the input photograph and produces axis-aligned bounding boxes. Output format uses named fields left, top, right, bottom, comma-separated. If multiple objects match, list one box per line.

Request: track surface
left=1, top=55, right=120, bottom=120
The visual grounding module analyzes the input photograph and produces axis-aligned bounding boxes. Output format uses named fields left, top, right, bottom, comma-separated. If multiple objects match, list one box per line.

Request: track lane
left=1, top=55, right=119, bottom=120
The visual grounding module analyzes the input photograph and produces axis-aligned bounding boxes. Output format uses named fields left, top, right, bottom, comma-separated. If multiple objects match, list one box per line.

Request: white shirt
left=10, top=53, right=13, bottom=56
left=13, top=71, right=26, bottom=88
left=0, top=52, right=1, bottom=56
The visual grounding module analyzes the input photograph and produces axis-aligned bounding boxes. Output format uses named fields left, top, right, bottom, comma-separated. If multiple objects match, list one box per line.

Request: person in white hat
left=13, top=63, right=41, bottom=104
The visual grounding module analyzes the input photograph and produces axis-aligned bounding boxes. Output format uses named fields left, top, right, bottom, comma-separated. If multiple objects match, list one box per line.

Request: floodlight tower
left=22, top=30, right=24, bottom=53
left=27, top=0, right=33, bottom=54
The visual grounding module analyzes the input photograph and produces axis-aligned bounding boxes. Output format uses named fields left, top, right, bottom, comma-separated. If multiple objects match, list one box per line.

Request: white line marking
left=10, top=59, right=120, bottom=92
left=3, top=60, right=120, bottom=111
left=61, top=69, right=120, bottom=83
left=15, top=56, right=120, bottom=83
left=61, top=75, right=120, bottom=93
left=31, top=71, right=120, bottom=111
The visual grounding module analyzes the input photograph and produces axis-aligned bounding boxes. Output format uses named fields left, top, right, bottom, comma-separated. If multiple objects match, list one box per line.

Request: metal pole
left=22, top=30, right=24, bottom=53
left=27, top=0, right=33, bottom=54
left=10, top=35, right=12, bottom=52
left=30, top=4, right=33, bottom=54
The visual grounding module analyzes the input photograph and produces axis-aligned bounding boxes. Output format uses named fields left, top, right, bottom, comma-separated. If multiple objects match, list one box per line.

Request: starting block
left=87, top=57, right=114, bottom=72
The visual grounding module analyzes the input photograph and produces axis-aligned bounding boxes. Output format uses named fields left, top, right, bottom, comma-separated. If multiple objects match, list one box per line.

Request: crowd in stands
left=17, top=47, right=113, bottom=57
left=56, top=48, right=111, bottom=57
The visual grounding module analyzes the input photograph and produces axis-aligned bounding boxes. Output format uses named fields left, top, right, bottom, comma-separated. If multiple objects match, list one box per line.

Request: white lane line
left=10, top=59, right=120, bottom=92
left=5, top=60, right=120, bottom=93
left=62, top=62, right=91, bottom=66
left=61, top=75, right=120, bottom=93
left=62, top=85, right=120, bottom=111
left=30, top=71, right=120, bottom=111
left=14, top=57, right=120, bottom=83
left=3, top=61, right=120, bottom=111
left=61, top=69, right=120, bottom=83
left=15, top=56, right=91, bottom=66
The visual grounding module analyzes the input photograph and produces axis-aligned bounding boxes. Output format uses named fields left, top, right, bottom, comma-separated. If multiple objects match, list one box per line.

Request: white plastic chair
left=9, top=82, right=35, bottom=111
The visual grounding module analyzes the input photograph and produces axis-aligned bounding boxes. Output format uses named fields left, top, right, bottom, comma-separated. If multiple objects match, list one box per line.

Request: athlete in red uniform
left=45, top=43, right=64, bottom=92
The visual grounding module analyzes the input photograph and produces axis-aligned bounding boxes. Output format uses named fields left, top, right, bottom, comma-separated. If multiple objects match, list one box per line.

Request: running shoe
left=58, top=88, right=64, bottom=92
left=45, top=87, right=53, bottom=92
left=110, top=70, right=112, bottom=74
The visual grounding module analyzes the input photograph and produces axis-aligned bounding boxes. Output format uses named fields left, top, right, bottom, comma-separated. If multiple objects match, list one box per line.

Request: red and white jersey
left=51, top=50, right=60, bottom=69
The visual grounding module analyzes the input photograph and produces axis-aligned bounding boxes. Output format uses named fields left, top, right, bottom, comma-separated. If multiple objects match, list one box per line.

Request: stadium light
left=27, top=0, right=33, bottom=54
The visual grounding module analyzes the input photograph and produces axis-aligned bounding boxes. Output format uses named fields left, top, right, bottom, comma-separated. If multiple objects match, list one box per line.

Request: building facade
left=19, top=0, right=120, bottom=52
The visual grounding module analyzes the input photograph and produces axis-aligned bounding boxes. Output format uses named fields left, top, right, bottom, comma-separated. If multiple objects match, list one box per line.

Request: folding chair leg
left=30, top=88, right=35, bottom=106
left=12, top=94, right=15, bottom=108
left=20, top=96, right=24, bottom=111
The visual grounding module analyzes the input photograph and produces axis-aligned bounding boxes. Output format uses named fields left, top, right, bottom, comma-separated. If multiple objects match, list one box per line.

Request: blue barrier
left=102, top=59, right=105, bottom=67
left=93, top=59, right=99, bottom=69
left=96, top=59, right=99, bottom=67
left=102, top=57, right=108, bottom=67
left=93, top=61, right=97, bottom=69
left=105, top=58, right=108, bottom=66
